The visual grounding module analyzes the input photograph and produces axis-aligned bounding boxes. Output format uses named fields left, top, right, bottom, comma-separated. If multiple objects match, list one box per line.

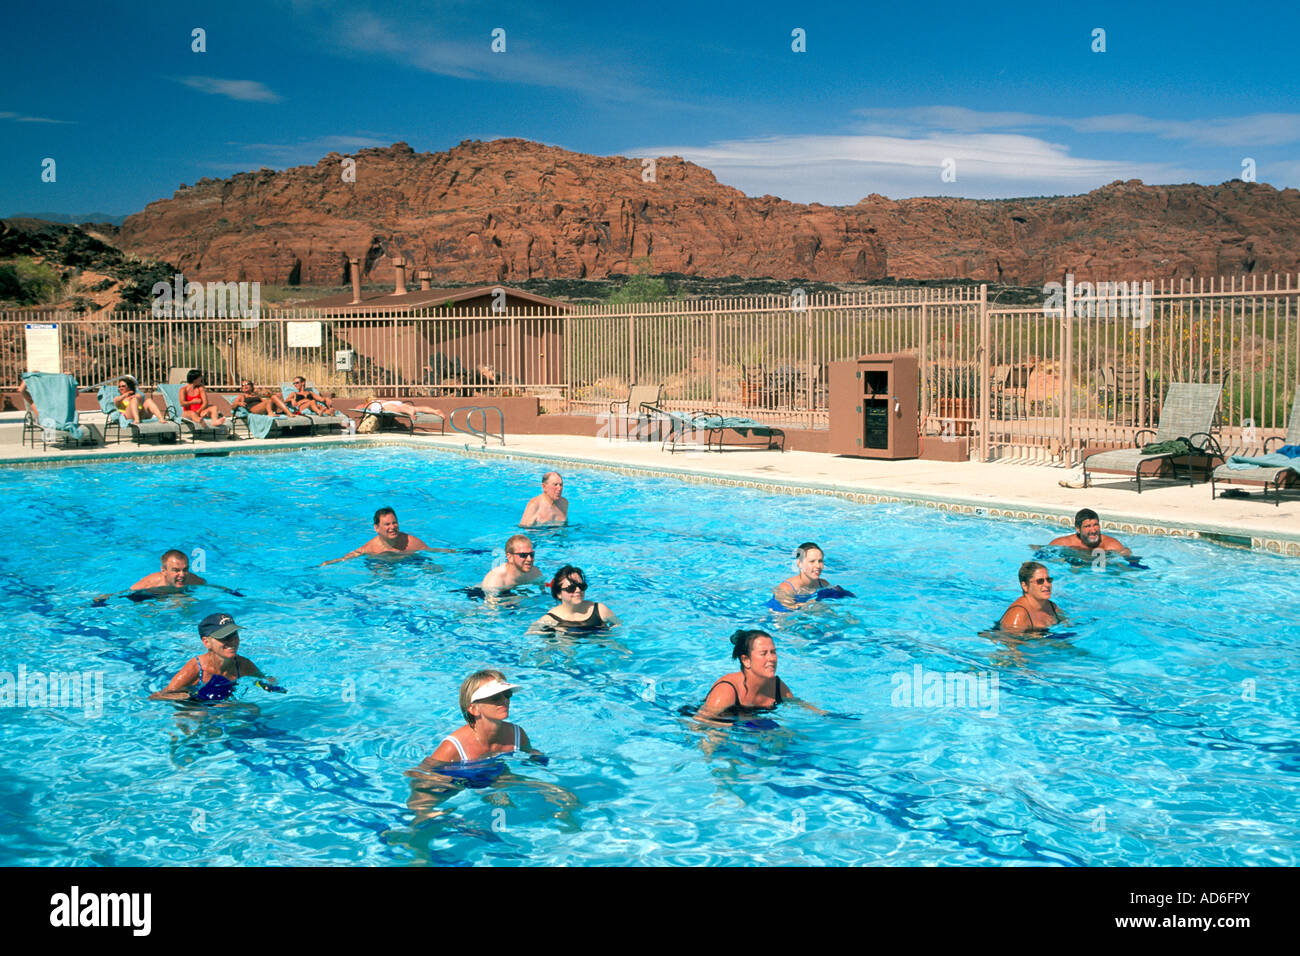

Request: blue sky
left=2, top=0, right=1298, bottom=217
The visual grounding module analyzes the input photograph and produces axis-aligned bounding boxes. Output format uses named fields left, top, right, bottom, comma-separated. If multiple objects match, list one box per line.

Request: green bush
left=0, top=257, right=64, bottom=305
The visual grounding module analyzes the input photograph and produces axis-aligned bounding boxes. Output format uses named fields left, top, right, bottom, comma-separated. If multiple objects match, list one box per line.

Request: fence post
left=978, top=284, right=989, bottom=461
left=628, top=312, right=636, bottom=385
left=1062, top=274, right=1075, bottom=461
left=709, top=310, right=718, bottom=408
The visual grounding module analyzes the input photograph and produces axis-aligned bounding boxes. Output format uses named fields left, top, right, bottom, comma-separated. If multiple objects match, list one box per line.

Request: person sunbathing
left=230, top=380, right=294, bottom=416
left=113, top=377, right=167, bottom=424
left=286, top=376, right=334, bottom=414
left=179, top=370, right=227, bottom=427
left=361, top=397, right=448, bottom=418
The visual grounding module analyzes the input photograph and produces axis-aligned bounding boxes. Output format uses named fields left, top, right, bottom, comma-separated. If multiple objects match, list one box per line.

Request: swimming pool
left=2, top=446, right=1297, bottom=866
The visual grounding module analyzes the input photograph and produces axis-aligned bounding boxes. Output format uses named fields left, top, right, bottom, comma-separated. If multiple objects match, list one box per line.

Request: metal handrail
left=450, top=405, right=505, bottom=446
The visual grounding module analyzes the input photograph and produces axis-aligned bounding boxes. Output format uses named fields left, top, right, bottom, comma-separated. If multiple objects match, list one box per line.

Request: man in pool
left=479, top=534, right=542, bottom=592
left=324, top=507, right=454, bottom=564
left=1049, top=508, right=1132, bottom=556
left=131, top=549, right=206, bottom=591
left=519, top=472, right=568, bottom=527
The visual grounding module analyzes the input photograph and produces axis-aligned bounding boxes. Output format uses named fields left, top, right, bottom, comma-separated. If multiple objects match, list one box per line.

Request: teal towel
left=22, top=372, right=88, bottom=441
left=96, top=384, right=125, bottom=427
left=1226, top=453, right=1300, bottom=474
left=156, top=383, right=185, bottom=419
left=234, top=406, right=275, bottom=439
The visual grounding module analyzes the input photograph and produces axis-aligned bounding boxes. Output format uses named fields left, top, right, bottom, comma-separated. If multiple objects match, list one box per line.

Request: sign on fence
left=24, top=324, right=60, bottom=373
left=287, top=321, right=322, bottom=347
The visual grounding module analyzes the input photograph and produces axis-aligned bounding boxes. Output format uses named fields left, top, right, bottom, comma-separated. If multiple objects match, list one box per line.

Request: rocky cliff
left=117, top=139, right=1300, bottom=287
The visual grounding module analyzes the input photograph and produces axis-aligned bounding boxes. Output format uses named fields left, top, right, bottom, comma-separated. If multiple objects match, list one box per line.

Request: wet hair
left=730, top=628, right=773, bottom=662
left=542, top=471, right=562, bottom=486
left=459, top=669, right=507, bottom=725
left=186, top=369, right=203, bottom=384
left=373, top=506, right=397, bottom=525
left=505, top=533, right=532, bottom=554
left=795, top=541, right=823, bottom=561
left=550, top=564, right=587, bottom=600
left=160, top=549, right=188, bottom=567
left=1019, top=561, right=1048, bottom=587
left=1074, top=508, right=1100, bottom=530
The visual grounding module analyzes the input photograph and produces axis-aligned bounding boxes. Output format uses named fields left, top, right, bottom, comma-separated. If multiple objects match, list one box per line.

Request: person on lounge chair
left=287, top=376, right=334, bottom=414
left=231, top=380, right=294, bottom=416
left=113, top=377, right=167, bottom=424
left=323, top=506, right=455, bottom=565
left=179, top=370, right=227, bottom=427
left=361, top=397, right=448, bottom=419
left=1049, top=508, right=1132, bottom=556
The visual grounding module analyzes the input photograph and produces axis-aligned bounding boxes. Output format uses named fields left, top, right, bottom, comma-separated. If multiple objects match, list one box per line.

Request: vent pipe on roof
left=393, top=255, right=407, bottom=295
left=418, top=269, right=431, bottom=291
left=349, top=257, right=362, bottom=304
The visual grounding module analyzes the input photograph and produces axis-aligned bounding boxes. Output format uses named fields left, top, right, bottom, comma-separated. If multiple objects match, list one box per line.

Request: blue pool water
left=1, top=447, right=1298, bottom=866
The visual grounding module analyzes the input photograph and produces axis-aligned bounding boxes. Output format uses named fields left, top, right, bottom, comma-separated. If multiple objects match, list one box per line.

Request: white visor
left=471, top=679, right=520, bottom=702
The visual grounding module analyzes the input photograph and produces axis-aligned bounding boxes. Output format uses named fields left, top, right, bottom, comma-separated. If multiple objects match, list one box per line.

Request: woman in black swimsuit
left=694, top=629, right=820, bottom=722
left=997, top=561, right=1065, bottom=633
left=531, top=565, right=621, bottom=632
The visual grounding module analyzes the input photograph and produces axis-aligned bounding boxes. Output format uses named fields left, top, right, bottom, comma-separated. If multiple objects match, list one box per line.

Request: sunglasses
left=1030, top=577, right=1053, bottom=584
left=478, top=690, right=513, bottom=704
left=509, top=551, right=535, bottom=559
left=559, top=582, right=586, bottom=593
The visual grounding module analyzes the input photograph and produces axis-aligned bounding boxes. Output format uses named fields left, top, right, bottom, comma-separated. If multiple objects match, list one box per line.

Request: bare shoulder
left=1047, top=534, right=1075, bottom=547
left=405, top=534, right=432, bottom=551
left=130, top=573, right=159, bottom=590
left=238, top=656, right=264, bottom=678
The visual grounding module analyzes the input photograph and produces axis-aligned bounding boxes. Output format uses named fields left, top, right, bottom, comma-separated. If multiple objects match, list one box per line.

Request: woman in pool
left=418, top=670, right=534, bottom=766
left=694, top=629, right=821, bottom=723
left=532, top=565, right=621, bottom=631
left=149, top=612, right=279, bottom=702
left=997, top=561, right=1065, bottom=633
left=769, top=542, right=850, bottom=611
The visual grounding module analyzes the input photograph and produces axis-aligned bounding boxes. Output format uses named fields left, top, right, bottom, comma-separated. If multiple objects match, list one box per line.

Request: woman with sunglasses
left=533, top=564, right=620, bottom=631
left=113, top=377, right=167, bottom=424
left=998, top=561, right=1065, bottom=633
left=420, top=670, right=533, bottom=765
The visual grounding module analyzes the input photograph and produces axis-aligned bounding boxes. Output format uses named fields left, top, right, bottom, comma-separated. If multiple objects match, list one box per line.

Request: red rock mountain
left=117, top=139, right=1300, bottom=287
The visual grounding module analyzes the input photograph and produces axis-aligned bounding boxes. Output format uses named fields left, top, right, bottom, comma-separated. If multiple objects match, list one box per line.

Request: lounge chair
left=1211, top=389, right=1300, bottom=505
left=279, top=381, right=347, bottom=434
left=608, top=384, right=662, bottom=441
left=1082, top=383, right=1223, bottom=492
left=341, top=402, right=446, bottom=436
left=157, top=384, right=233, bottom=441
left=95, top=383, right=180, bottom=445
left=19, top=372, right=98, bottom=450
left=647, top=404, right=786, bottom=453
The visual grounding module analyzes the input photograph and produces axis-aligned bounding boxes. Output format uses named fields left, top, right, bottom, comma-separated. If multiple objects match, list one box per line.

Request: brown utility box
left=829, top=353, right=920, bottom=459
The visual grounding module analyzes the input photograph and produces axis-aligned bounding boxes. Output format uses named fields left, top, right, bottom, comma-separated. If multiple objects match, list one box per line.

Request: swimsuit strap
left=193, top=656, right=204, bottom=684
left=513, top=724, right=520, bottom=750
left=442, top=735, right=469, bottom=762
left=708, top=680, right=743, bottom=706
left=774, top=680, right=784, bottom=704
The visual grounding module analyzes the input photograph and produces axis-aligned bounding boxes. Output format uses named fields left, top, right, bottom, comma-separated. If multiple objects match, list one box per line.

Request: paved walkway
left=4, top=428, right=1297, bottom=555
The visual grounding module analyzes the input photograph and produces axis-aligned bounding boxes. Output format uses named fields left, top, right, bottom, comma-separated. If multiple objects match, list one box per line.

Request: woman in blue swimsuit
left=149, top=612, right=274, bottom=702
left=420, top=670, right=534, bottom=766
left=769, top=542, right=851, bottom=612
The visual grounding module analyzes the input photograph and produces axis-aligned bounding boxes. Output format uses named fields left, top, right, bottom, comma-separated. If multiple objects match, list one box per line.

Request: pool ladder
left=450, top=405, right=505, bottom=447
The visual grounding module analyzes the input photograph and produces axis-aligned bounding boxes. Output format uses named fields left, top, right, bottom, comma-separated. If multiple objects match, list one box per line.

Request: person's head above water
left=160, top=549, right=190, bottom=587
left=794, top=541, right=824, bottom=576
left=1073, top=508, right=1103, bottom=548
left=1018, top=561, right=1052, bottom=596
left=373, top=507, right=400, bottom=539
left=458, top=669, right=520, bottom=725
left=197, top=612, right=240, bottom=656
left=541, top=472, right=564, bottom=500
left=505, top=533, right=534, bottom=569
left=730, top=629, right=778, bottom=677
left=550, top=564, right=587, bottom=600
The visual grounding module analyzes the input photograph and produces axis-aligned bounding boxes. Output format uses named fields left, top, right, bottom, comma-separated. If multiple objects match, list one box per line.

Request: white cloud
left=178, top=76, right=282, bottom=103
left=626, top=132, right=1196, bottom=203
left=0, top=109, right=74, bottom=124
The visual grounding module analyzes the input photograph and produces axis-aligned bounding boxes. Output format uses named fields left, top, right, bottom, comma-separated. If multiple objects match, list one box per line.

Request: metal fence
left=4, top=273, right=1296, bottom=464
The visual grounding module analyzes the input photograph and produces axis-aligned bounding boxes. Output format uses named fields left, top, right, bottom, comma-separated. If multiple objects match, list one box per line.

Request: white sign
left=335, top=350, right=354, bottom=371
left=24, top=323, right=61, bottom=373
left=287, top=321, right=322, bottom=347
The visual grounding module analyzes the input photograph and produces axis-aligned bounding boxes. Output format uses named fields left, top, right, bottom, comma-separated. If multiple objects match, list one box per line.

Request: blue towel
left=1277, top=444, right=1300, bottom=458
left=96, top=384, right=125, bottom=427
left=22, top=372, right=88, bottom=441
left=1226, top=453, right=1300, bottom=474
left=234, top=406, right=276, bottom=439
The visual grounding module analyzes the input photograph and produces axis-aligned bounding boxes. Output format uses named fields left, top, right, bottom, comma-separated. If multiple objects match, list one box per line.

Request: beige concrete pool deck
left=3, top=429, right=1298, bottom=556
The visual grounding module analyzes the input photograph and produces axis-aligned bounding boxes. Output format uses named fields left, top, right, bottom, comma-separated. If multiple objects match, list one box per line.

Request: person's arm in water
left=149, top=659, right=201, bottom=700
left=772, top=583, right=799, bottom=610
left=321, top=540, right=371, bottom=565
left=1104, top=536, right=1133, bottom=558
left=404, top=534, right=454, bottom=554
left=184, top=572, right=207, bottom=586
left=518, top=497, right=540, bottom=527
left=998, top=604, right=1033, bottom=633
left=778, top=678, right=826, bottom=715
left=596, top=603, right=621, bottom=627
left=480, top=565, right=508, bottom=590
left=694, top=681, right=738, bottom=725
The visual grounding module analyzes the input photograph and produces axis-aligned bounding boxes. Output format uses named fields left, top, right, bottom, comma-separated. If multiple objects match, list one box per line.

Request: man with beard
left=1050, top=508, right=1132, bottom=556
